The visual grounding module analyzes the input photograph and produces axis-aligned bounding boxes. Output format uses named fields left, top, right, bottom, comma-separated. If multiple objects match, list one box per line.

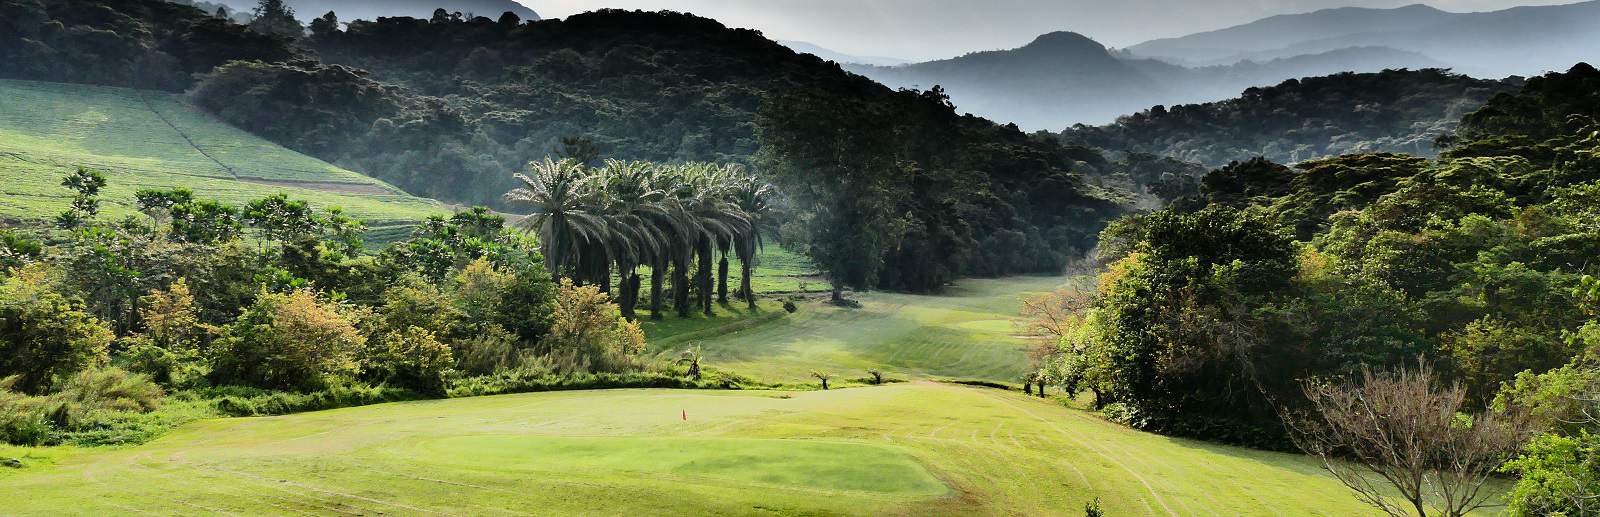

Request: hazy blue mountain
left=778, top=41, right=908, bottom=66
left=1128, top=1, right=1600, bottom=77
left=846, top=32, right=1442, bottom=129
left=849, top=32, right=1170, bottom=128
left=211, top=0, right=540, bottom=23
left=1127, top=4, right=1453, bottom=65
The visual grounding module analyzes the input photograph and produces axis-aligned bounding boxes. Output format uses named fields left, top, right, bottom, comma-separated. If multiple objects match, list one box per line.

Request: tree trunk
left=673, top=255, right=691, bottom=318
left=617, top=269, right=637, bottom=321
left=1024, top=383, right=1033, bottom=396
left=831, top=280, right=844, bottom=304
left=697, top=239, right=714, bottom=316
left=741, top=260, right=755, bottom=310
left=717, top=254, right=730, bottom=305
left=650, top=262, right=665, bottom=320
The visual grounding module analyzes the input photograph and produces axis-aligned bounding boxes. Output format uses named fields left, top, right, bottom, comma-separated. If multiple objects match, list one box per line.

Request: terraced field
left=0, top=384, right=1417, bottom=515
left=0, top=79, right=445, bottom=230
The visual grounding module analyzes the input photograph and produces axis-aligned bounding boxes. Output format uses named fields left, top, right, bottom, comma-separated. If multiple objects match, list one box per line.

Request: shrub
left=210, top=289, right=365, bottom=391
left=1501, top=431, right=1600, bottom=516
left=366, top=326, right=453, bottom=394
left=454, top=325, right=523, bottom=376
left=782, top=300, right=798, bottom=313
left=0, top=367, right=166, bottom=446
left=205, top=383, right=417, bottom=417
left=0, top=266, right=114, bottom=394
left=121, top=279, right=211, bottom=386
left=542, top=279, right=645, bottom=374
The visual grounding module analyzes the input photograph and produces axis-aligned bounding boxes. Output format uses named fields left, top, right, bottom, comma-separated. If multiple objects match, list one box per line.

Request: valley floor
left=1, top=383, right=1396, bottom=515
left=645, top=275, right=1060, bottom=384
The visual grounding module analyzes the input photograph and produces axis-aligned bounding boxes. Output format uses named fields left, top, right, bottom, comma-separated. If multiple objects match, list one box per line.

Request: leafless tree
left=1017, top=287, right=1093, bottom=345
left=1289, top=361, right=1534, bottom=517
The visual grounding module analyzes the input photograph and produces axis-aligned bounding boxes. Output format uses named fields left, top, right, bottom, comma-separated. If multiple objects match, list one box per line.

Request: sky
left=524, top=0, right=1577, bottom=61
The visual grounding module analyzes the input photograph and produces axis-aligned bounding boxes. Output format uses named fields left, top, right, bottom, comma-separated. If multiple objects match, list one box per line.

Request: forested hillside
left=1064, top=69, right=1519, bottom=167
left=0, top=0, right=1129, bottom=293
left=1037, top=65, right=1600, bottom=503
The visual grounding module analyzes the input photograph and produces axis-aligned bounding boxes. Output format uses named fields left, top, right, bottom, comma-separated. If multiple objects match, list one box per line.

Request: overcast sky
left=524, top=0, right=1576, bottom=61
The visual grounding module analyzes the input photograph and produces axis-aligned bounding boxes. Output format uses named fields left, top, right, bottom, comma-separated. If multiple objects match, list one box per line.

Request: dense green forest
left=1033, top=63, right=1600, bottom=515
left=1, top=0, right=1129, bottom=293
left=1063, top=69, right=1520, bottom=167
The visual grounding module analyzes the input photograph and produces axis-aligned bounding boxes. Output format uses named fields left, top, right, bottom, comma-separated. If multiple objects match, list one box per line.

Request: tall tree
left=756, top=91, right=909, bottom=303
left=505, top=158, right=606, bottom=283
left=248, top=0, right=303, bottom=39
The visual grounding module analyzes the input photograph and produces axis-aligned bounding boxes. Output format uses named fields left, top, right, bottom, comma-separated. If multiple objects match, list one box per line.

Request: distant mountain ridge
left=210, top=0, right=539, bottom=22
left=778, top=41, right=907, bottom=67
left=847, top=32, right=1441, bottom=129
left=1128, top=1, right=1600, bottom=77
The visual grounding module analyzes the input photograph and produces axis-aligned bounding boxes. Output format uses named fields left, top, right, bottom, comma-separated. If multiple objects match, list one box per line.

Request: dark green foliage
left=245, top=0, right=299, bottom=39
left=1065, top=69, right=1519, bottom=167
left=1055, top=64, right=1600, bottom=448
left=204, top=383, right=418, bottom=417
left=0, top=0, right=295, bottom=90
left=759, top=86, right=1122, bottom=293
left=446, top=367, right=756, bottom=398
left=1456, top=63, right=1600, bottom=145
left=55, top=167, right=104, bottom=229
left=0, top=270, right=113, bottom=394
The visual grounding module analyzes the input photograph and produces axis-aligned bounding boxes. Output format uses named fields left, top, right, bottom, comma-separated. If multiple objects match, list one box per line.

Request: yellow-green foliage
left=368, top=326, right=453, bottom=394
left=544, top=279, right=645, bottom=373
left=211, top=289, right=365, bottom=391
left=0, top=266, right=114, bottom=394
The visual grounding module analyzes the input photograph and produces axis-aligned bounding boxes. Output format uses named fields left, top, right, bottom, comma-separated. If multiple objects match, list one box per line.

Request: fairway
left=648, top=275, right=1066, bottom=383
left=0, top=383, right=1408, bottom=515
left=0, top=79, right=445, bottom=232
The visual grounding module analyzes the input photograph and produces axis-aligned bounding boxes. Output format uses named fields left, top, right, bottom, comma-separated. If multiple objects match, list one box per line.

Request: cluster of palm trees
left=505, top=157, right=774, bottom=320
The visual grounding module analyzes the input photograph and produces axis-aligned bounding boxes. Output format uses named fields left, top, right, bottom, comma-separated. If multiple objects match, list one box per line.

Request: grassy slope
left=0, top=383, right=1421, bottom=515
left=643, top=275, right=1062, bottom=384
left=0, top=79, right=445, bottom=230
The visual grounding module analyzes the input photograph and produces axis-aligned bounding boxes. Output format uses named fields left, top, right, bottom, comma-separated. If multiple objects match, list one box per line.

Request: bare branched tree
left=1289, top=361, right=1534, bottom=517
left=1017, top=287, right=1093, bottom=345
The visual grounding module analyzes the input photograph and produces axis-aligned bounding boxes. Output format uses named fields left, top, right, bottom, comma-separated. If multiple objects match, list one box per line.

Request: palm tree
left=728, top=169, right=773, bottom=309
left=677, top=163, right=751, bottom=317
left=676, top=344, right=704, bottom=381
left=653, top=164, right=705, bottom=318
left=504, top=157, right=606, bottom=282
left=593, top=159, right=669, bottom=320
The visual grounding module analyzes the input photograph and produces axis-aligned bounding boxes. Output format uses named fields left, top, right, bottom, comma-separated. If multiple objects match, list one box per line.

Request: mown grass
left=0, top=79, right=445, bottom=230
left=0, top=383, right=1464, bottom=515
left=646, top=275, right=1063, bottom=384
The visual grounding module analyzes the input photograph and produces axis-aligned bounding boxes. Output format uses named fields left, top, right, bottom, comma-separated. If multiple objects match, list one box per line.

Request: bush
left=454, top=325, right=523, bottom=376
left=446, top=366, right=752, bottom=398
left=366, top=326, right=453, bottom=395
left=210, top=289, right=365, bottom=391
left=1501, top=431, right=1600, bottom=516
left=0, top=368, right=166, bottom=446
left=542, top=279, right=645, bottom=374
left=205, top=383, right=418, bottom=417
left=782, top=300, right=798, bottom=313
left=0, top=266, right=114, bottom=394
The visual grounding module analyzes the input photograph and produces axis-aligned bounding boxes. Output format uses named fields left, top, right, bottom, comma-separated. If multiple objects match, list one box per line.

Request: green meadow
left=644, top=275, right=1060, bottom=383
left=0, top=383, right=1410, bottom=515
left=0, top=273, right=1475, bottom=515
left=0, top=79, right=445, bottom=230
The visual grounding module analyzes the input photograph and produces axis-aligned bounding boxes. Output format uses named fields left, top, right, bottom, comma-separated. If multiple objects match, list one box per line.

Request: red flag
left=681, top=409, right=687, bottom=421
